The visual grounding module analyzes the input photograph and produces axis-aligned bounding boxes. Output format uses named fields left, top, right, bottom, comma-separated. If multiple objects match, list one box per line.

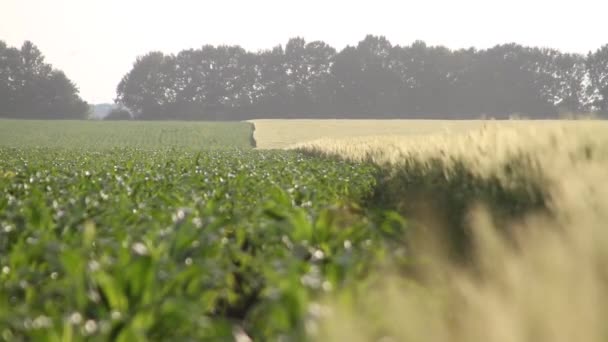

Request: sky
left=1, top=0, right=607, bottom=104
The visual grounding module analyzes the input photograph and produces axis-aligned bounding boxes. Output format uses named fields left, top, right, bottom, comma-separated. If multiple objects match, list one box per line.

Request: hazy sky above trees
left=2, top=0, right=606, bottom=103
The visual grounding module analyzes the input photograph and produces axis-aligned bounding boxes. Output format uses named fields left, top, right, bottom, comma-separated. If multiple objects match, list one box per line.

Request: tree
left=0, top=40, right=88, bottom=119
left=515, top=48, right=586, bottom=115
left=104, top=107, right=132, bottom=120
left=0, top=41, right=21, bottom=116
left=193, top=45, right=256, bottom=119
left=329, top=36, right=399, bottom=117
left=116, top=52, right=176, bottom=119
left=253, top=46, right=289, bottom=117
left=331, top=46, right=365, bottom=117
left=42, top=70, right=90, bottom=119
left=453, top=44, right=556, bottom=118
left=282, top=38, right=335, bottom=116
left=169, top=45, right=258, bottom=120
left=391, top=40, right=460, bottom=117
left=587, top=45, right=608, bottom=115
left=115, top=37, right=607, bottom=120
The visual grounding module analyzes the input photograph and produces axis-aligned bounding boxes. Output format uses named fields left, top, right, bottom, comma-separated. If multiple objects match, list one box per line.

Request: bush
left=104, top=108, right=132, bottom=120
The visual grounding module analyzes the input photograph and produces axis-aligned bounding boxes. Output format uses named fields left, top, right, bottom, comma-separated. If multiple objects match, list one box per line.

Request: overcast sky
left=2, top=0, right=607, bottom=104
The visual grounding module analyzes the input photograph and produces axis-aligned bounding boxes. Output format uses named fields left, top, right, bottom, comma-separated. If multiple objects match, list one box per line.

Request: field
left=292, top=120, right=608, bottom=341
left=0, top=120, right=253, bottom=149
left=250, top=119, right=491, bottom=149
left=0, top=121, right=403, bottom=340
left=2, top=119, right=608, bottom=341
left=247, top=119, right=576, bottom=149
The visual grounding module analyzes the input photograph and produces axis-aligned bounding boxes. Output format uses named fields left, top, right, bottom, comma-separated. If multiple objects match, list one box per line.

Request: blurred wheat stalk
left=294, top=121, right=608, bottom=342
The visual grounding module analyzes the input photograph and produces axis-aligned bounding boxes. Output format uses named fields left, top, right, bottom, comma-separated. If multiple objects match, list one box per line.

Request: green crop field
left=2, top=119, right=608, bottom=341
left=0, top=120, right=407, bottom=341
left=0, top=120, right=253, bottom=149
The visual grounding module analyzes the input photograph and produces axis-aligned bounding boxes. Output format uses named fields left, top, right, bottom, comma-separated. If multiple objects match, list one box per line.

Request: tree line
left=0, top=41, right=89, bottom=119
left=116, top=36, right=608, bottom=120
left=1, top=37, right=607, bottom=120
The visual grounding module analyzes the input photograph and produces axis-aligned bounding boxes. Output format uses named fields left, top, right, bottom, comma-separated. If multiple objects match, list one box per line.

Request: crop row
left=0, top=148, right=406, bottom=341
left=0, top=120, right=254, bottom=150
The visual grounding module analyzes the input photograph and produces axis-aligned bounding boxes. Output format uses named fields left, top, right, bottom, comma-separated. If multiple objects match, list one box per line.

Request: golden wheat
left=249, top=119, right=492, bottom=149
left=293, top=120, right=608, bottom=342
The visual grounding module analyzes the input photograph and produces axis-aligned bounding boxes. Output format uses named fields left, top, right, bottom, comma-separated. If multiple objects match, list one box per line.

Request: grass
left=293, top=120, right=608, bottom=341
left=0, top=120, right=254, bottom=149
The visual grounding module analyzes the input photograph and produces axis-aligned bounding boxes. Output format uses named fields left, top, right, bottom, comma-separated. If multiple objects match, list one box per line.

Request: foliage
left=116, top=36, right=608, bottom=120
left=0, top=41, right=89, bottom=119
left=103, top=108, right=132, bottom=121
left=0, top=147, right=407, bottom=341
left=587, top=44, right=608, bottom=114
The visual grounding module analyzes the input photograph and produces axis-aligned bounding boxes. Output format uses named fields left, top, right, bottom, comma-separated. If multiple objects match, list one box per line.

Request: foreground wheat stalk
left=294, top=121, right=608, bottom=342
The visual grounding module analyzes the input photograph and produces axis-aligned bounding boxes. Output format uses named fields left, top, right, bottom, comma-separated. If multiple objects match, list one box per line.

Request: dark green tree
left=392, top=41, right=461, bottom=117
left=0, top=41, right=21, bottom=116
left=253, top=46, right=289, bottom=117
left=518, top=48, right=586, bottom=115
left=352, top=35, right=401, bottom=116
left=104, top=107, right=132, bottom=120
left=332, top=35, right=407, bottom=117
left=0, top=40, right=88, bottom=119
left=115, top=37, right=607, bottom=120
left=170, top=45, right=258, bottom=120
left=115, top=52, right=176, bottom=119
left=283, top=38, right=335, bottom=117
left=331, top=46, right=365, bottom=117
left=458, top=44, right=556, bottom=118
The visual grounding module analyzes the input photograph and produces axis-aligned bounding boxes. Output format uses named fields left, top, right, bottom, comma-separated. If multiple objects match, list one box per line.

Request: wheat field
left=290, top=120, right=608, bottom=342
left=249, top=119, right=599, bottom=149
left=249, top=119, right=492, bottom=149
